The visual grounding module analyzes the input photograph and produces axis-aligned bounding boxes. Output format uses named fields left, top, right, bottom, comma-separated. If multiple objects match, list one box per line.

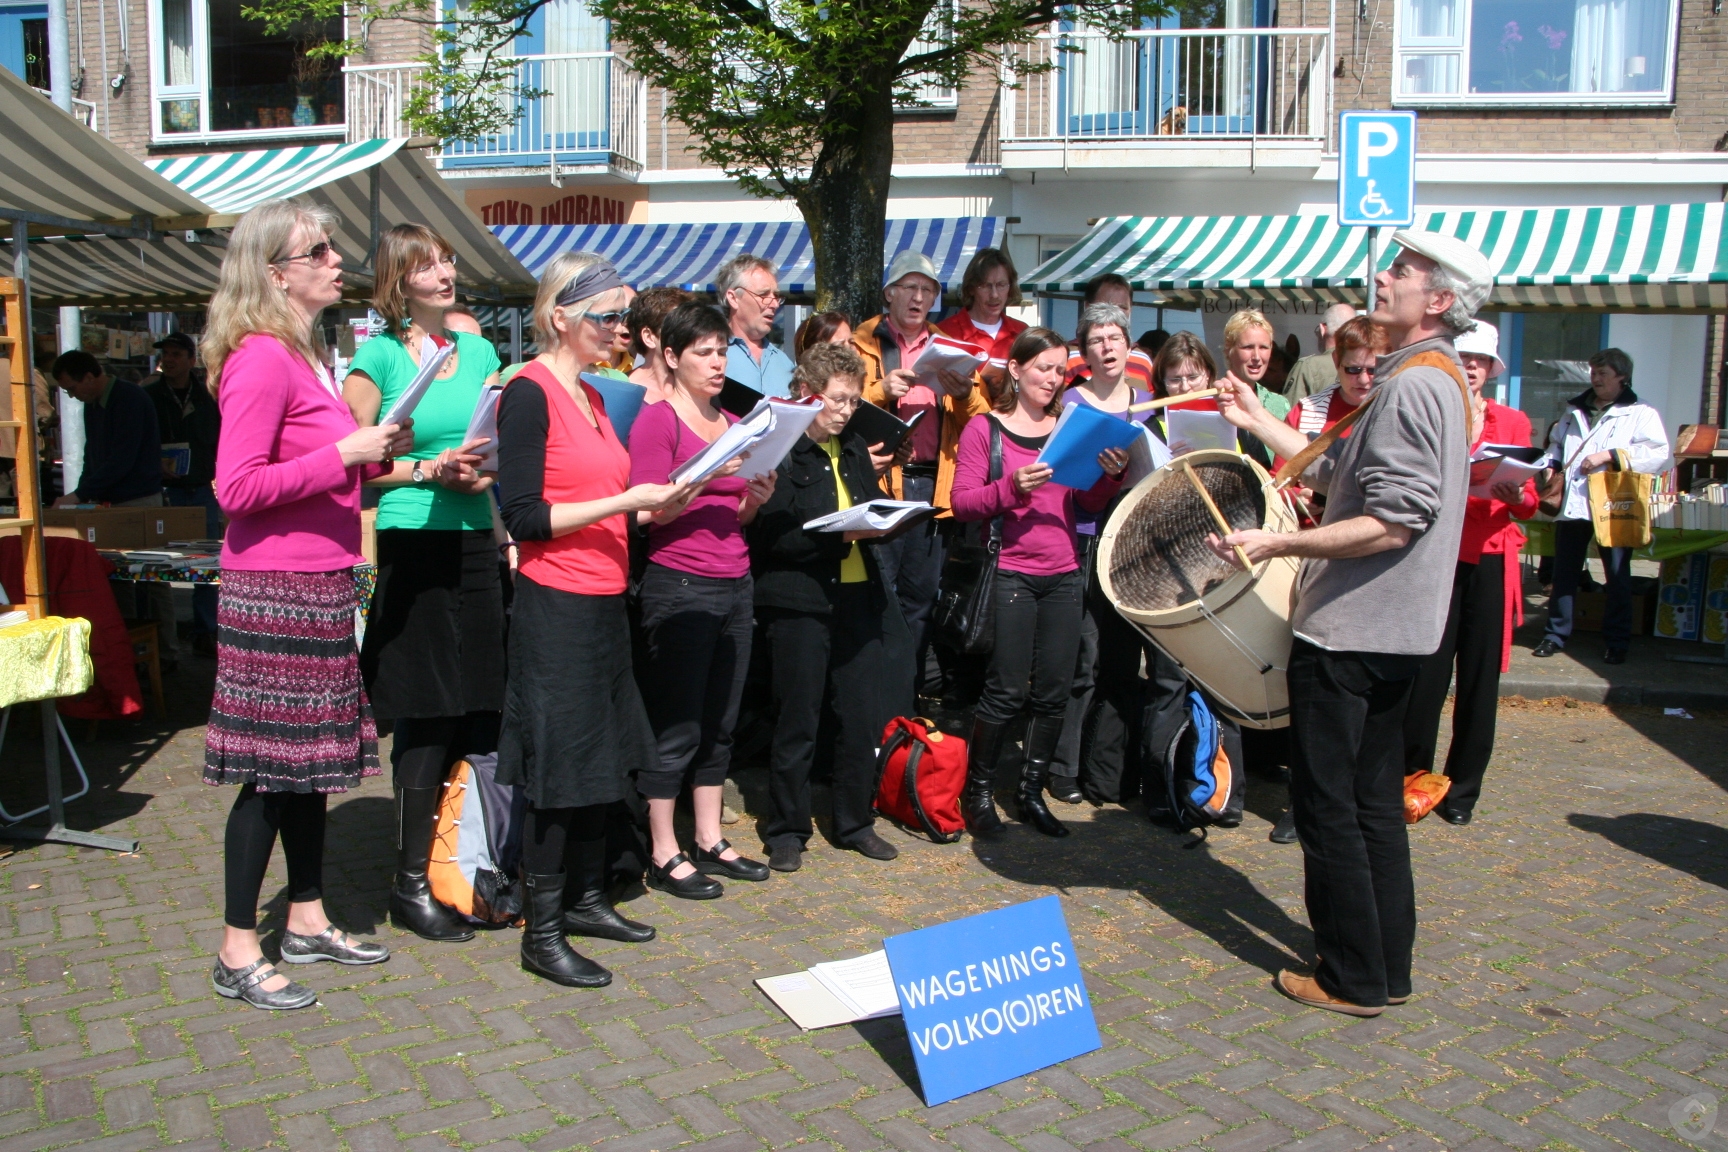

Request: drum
left=1095, top=449, right=1300, bottom=730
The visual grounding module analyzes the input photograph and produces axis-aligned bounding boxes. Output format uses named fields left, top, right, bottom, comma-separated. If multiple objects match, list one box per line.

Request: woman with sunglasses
left=496, top=253, right=699, bottom=987
left=1275, top=317, right=1389, bottom=503
left=203, top=199, right=412, bottom=1010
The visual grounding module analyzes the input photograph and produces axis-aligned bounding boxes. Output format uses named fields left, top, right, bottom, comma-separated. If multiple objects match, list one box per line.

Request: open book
left=910, top=335, right=987, bottom=387
left=1468, top=443, right=1547, bottom=498
left=755, top=950, right=901, bottom=1030
left=670, top=397, right=823, bottom=485
left=379, top=334, right=456, bottom=428
left=803, top=500, right=939, bottom=535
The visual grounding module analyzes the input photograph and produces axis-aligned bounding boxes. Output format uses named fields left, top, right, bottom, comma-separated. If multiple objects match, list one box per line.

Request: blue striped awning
left=492, top=217, right=1007, bottom=293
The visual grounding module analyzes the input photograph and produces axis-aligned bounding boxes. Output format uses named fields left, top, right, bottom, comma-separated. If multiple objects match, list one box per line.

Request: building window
left=150, top=0, right=344, bottom=138
left=900, top=0, right=959, bottom=110
left=1393, top=0, right=1676, bottom=103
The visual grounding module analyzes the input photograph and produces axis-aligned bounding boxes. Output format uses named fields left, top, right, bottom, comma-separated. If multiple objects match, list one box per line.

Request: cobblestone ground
left=3, top=686, right=1728, bottom=1152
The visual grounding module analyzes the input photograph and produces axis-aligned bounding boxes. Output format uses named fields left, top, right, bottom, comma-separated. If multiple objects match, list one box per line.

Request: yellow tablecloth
left=0, top=616, right=95, bottom=709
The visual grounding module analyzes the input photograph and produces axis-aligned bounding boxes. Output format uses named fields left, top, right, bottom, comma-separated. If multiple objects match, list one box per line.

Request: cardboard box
left=1655, top=554, right=1711, bottom=640
left=1704, top=554, right=1728, bottom=646
left=1571, top=591, right=1650, bottom=635
left=144, top=506, right=209, bottom=547
left=41, top=508, right=146, bottom=549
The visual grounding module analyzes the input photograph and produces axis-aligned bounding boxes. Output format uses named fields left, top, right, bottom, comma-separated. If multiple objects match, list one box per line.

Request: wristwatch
left=411, top=463, right=427, bottom=484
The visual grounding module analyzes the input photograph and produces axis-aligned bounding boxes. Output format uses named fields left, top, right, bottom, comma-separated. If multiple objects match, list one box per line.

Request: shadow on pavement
left=1567, top=812, right=1728, bottom=890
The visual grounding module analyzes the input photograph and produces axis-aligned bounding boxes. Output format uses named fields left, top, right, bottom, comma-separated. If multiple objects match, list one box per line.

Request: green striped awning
left=1022, top=204, right=1728, bottom=311
left=148, top=140, right=405, bottom=213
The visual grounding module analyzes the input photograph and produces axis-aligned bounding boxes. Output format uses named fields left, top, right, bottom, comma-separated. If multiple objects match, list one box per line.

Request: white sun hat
left=1452, top=319, right=1506, bottom=378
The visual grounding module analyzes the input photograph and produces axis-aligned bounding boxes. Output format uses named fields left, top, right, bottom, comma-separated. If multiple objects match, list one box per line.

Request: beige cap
left=884, top=249, right=941, bottom=290
left=1452, top=319, right=1505, bottom=378
left=1387, top=230, right=1494, bottom=316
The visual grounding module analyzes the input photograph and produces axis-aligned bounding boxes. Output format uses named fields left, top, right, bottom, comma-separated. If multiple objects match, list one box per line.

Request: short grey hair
left=716, top=253, right=777, bottom=313
left=1320, top=303, right=1357, bottom=331
left=1076, top=302, right=1131, bottom=349
left=1425, top=264, right=1478, bottom=336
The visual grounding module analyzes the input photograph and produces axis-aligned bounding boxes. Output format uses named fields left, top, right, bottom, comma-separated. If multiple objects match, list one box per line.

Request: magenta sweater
left=215, top=334, right=390, bottom=572
left=627, top=401, right=750, bottom=579
left=950, top=413, right=1120, bottom=576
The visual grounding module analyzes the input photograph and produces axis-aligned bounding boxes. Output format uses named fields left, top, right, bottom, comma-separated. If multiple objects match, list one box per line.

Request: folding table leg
left=0, top=701, right=139, bottom=853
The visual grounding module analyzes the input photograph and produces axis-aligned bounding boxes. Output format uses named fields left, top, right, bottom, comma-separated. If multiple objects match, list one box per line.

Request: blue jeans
left=166, top=486, right=222, bottom=636
left=1545, top=518, right=1633, bottom=652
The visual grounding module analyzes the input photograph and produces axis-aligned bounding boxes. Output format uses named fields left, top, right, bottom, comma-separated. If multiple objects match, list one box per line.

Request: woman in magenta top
left=203, top=199, right=412, bottom=1011
left=628, top=302, right=775, bottom=898
left=496, top=253, right=697, bottom=989
left=950, top=327, right=1128, bottom=840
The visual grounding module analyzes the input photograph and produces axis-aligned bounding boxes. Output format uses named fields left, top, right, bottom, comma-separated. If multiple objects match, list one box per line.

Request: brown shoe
left=1275, top=970, right=1383, bottom=1017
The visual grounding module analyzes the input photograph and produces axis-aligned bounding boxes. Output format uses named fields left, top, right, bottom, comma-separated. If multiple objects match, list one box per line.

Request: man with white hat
left=1210, top=230, right=1490, bottom=1017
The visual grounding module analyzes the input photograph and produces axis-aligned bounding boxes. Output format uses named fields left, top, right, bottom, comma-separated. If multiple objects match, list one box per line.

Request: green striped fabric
left=146, top=140, right=404, bottom=214
left=1022, top=204, right=1728, bottom=310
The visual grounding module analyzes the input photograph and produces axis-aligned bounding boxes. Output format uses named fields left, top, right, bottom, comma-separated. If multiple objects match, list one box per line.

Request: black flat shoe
left=846, top=831, right=899, bottom=860
left=1440, top=807, right=1472, bottom=825
left=1269, top=809, right=1298, bottom=844
left=564, top=895, right=656, bottom=943
left=1603, top=648, right=1627, bottom=665
left=1532, top=639, right=1563, bottom=658
left=691, top=838, right=769, bottom=882
left=211, top=957, right=317, bottom=1010
left=1046, top=775, right=1083, bottom=804
left=649, top=853, right=724, bottom=900
left=768, top=843, right=802, bottom=873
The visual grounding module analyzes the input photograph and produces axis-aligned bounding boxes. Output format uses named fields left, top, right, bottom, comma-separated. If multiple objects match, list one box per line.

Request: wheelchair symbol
left=1357, top=181, right=1393, bottom=220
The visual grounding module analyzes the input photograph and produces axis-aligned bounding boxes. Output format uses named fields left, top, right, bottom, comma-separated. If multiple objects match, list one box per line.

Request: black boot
left=389, top=786, right=475, bottom=942
left=521, top=874, right=611, bottom=988
left=1014, top=717, right=1071, bottom=838
left=564, top=835, right=655, bottom=944
left=963, top=717, right=1010, bottom=836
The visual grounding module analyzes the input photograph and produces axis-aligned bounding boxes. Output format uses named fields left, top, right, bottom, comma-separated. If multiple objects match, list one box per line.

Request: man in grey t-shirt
left=1210, top=231, right=1492, bottom=1018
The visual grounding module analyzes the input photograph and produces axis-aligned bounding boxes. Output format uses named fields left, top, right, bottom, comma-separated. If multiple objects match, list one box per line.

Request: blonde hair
left=531, top=250, right=614, bottom=350
left=203, top=199, right=338, bottom=391
left=372, top=223, right=456, bottom=336
left=1222, top=310, right=1273, bottom=353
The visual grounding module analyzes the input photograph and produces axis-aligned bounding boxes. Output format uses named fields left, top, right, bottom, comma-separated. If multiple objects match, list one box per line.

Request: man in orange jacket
left=854, top=250, right=990, bottom=699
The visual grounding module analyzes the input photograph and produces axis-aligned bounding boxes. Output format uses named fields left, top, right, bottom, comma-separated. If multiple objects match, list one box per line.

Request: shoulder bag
left=933, top=418, right=1004, bottom=655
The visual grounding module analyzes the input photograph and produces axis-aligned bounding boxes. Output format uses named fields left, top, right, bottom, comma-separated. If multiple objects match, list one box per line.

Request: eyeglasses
left=1340, top=365, right=1373, bottom=377
left=732, top=286, right=781, bottom=306
left=1085, top=334, right=1127, bottom=351
left=411, top=254, right=458, bottom=277
left=1164, top=371, right=1209, bottom=387
left=271, top=241, right=335, bottom=266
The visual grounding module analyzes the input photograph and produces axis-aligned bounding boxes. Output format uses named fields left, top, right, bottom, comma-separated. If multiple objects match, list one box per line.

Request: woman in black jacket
left=750, top=343, right=910, bottom=873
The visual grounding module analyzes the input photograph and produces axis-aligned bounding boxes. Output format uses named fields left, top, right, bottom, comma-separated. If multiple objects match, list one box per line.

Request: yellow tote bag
left=1587, top=469, right=1652, bottom=549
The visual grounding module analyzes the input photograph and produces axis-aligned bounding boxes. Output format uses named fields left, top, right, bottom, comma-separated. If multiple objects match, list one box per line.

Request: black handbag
left=934, top=418, right=1004, bottom=655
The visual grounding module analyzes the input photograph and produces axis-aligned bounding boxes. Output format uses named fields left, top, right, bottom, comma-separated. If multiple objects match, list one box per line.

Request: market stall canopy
left=494, top=217, right=1006, bottom=294
left=20, top=234, right=230, bottom=309
left=150, top=140, right=538, bottom=301
left=1022, top=205, right=1728, bottom=311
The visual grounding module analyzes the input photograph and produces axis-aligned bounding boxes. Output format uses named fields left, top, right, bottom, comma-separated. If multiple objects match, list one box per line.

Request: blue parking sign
left=883, top=896, right=1101, bottom=1106
left=1338, top=111, right=1416, bottom=227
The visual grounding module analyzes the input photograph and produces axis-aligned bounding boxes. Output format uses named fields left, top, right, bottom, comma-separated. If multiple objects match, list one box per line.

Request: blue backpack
left=1153, top=691, right=1246, bottom=833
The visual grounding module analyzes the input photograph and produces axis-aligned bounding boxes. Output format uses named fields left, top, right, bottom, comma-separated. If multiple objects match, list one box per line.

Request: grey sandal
left=280, top=925, right=390, bottom=966
left=211, top=957, right=317, bottom=1010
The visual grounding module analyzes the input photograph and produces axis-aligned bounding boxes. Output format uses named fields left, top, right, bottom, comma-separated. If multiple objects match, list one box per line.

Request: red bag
left=875, top=717, right=967, bottom=843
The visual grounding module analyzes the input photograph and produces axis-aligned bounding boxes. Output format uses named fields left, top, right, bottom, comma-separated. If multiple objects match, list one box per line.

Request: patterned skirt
left=204, top=568, right=381, bottom=794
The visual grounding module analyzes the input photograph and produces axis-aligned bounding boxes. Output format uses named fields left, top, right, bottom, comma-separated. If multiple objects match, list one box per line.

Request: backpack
left=875, top=717, right=967, bottom=843
left=428, top=753, right=527, bottom=925
left=1149, top=691, right=1245, bottom=834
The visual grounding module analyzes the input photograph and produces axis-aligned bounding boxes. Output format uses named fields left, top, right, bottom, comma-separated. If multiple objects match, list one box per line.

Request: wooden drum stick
left=1180, top=458, right=1254, bottom=573
left=1126, top=387, right=1223, bottom=414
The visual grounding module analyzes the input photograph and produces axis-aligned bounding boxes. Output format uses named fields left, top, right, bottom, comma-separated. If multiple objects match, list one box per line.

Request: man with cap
left=857, top=250, right=990, bottom=701
left=143, top=332, right=222, bottom=654
left=1209, top=230, right=1490, bottom=1017
left=1400, top=321, right=1535, bottom=827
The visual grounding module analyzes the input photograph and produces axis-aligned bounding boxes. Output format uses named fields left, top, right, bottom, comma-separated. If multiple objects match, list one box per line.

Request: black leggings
left=223, top=785, right=327, bottom=930
left=391, top=712, right=501, bottom=790
left=522, top=804, right=609, bottom=876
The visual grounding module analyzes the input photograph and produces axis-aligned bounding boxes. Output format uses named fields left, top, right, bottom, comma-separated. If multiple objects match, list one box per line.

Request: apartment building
left=2, top=0, right=1723, bottom=433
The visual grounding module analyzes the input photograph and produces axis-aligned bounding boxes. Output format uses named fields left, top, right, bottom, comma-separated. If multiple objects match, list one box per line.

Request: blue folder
left=580, top=373, right=650, bottom=447
left=1037, top=402, right=1149, bottom=490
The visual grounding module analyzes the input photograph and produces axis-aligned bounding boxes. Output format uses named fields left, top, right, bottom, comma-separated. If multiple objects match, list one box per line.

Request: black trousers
left=1053, top=538, right=1101, bottom=781
left=877, top=473, right=944, bottom=696
left=1404, top=554, right=1504, bottom=813
left=1286, top=639, right=1418, bottom=1007
left=977, top=568, right=1085, bottom=725
left=522, top=803, right=609, bottom=875
left=1546, top=518, right=1634, bottom=651
left=391, top=712, right=501, bottom=790
left=761, top=585, right=893, bottom=849
left=636, top=565, right=754, bottom=800
left=223, top=785, right=326, bottom=930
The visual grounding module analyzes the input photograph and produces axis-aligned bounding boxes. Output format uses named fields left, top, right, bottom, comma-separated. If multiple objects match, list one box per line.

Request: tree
left=251, top=0, right=1170, bottom=319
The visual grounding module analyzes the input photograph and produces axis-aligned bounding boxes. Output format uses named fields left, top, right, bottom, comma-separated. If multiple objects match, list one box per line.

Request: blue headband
left=554, top=261, right=628, bottom=307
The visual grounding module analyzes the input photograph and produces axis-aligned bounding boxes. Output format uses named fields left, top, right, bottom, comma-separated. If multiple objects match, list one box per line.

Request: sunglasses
left=578, top=309, right=631, bottom=329
left=1341, top=365, right=1373, bottom=377
left=272, top=241, right=335, bottom=266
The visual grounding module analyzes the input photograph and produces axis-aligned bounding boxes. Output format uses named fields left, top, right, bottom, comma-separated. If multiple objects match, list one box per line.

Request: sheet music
left=670, top=398, right=823, bottom=485
left=464, top=384, right=503, bottom=467
left=803, top=501, right=935, bottom=533
left=379, top=334, right=456, bottom=428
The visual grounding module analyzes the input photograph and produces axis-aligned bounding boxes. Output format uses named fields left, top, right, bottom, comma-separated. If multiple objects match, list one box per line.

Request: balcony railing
left=344, top=52, right=647, bottom=173
left=34, top=87, right=98, bottom=132
left=1001, top=27, right=1330, bottom=147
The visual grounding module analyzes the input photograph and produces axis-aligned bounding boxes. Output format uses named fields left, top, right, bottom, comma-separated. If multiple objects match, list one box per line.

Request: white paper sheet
left=910, top=336, right=987, bottom=387
left=464, top=383, right=504, bottom=467
left=1122, top=425, right=1173, bottom=489
left=670, top=398, right=823, bottom=484
left=379, top=335, right=456, bottom=428
left=803, top=500, right=935, bottom=533
left=1165, top=408, right=1236, bottom=456
left=808, top=951, right=901, bottom=1020
left=1467, top=443, right=1547, bottom=498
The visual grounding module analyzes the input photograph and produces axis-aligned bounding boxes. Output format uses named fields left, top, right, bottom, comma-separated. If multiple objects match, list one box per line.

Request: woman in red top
left=1276, top=318, right=1389, bottom=520
left=938, top=248, right=1027, bottom=400
left=1402, top=321, right=1536, bottom=825
left=496, top=252, right=698, bottom=988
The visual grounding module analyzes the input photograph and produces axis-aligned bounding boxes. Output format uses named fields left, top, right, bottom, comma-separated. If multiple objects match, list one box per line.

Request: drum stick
left=1180, top=459, right=1254, bottom=572
left=1126, top=388, right=1223, bottom=413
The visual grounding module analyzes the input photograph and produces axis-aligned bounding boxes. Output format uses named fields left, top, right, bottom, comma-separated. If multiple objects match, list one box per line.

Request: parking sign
left=1338, top=111, right=1416, bottom=227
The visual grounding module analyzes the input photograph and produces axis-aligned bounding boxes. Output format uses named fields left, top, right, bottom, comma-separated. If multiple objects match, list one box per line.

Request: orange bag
left=1403, top=772, right=1452, bottom=823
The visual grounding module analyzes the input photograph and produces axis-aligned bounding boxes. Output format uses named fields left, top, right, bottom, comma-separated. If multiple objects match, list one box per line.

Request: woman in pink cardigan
left=202, top=200, right=413, bottom=1011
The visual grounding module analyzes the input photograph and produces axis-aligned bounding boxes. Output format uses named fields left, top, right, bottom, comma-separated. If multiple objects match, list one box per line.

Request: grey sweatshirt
left=1291, top=335, right=1469, bottom=656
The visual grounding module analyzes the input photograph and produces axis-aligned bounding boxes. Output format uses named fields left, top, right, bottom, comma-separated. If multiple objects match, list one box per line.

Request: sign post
left=1337, top=110, right=1417, bottom=314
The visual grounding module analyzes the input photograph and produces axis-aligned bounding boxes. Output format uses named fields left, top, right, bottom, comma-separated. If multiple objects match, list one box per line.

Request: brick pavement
left=2, top=691, right=1727, bottom=1152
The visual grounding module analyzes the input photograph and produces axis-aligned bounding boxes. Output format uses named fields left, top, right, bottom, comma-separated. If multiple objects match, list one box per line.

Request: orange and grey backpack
left=427, top=753, right=526, bottom=926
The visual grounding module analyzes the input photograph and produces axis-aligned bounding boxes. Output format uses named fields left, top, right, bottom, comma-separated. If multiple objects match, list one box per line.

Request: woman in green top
left=343, top=223, right=502, bottom=945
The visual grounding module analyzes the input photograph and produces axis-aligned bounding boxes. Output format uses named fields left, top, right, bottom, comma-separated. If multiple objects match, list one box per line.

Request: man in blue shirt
left=719, top=253, right=795, bottom=398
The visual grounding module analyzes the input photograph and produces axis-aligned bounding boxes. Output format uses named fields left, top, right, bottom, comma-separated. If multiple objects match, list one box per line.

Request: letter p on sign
left=1356, top=121, right=1399, bottom=176
left=1338, top=110, right=1416, bottom=227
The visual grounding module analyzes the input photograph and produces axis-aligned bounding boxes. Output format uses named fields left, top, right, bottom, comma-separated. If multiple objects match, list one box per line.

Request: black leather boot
left=1014, top=716, right=1071, bottom=838
left=521, top=874, right=611, bottom=988
left=963, top=717, right=1010, bottom=836
left=564, top=835, right=655, bottom=943
left=389, top=786, right=475, bottom=942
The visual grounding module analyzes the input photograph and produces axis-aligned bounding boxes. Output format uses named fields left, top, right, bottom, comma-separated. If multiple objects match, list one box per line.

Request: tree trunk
left=798, top=81, right=897, bottom=326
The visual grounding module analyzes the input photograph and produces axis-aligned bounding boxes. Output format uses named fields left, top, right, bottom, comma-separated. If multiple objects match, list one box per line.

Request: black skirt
left=497, top=574, right=657, bottom=810
left=361, top=528, right=508, bottom=721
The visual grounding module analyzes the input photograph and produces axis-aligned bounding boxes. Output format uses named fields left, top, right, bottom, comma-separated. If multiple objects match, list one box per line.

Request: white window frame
left=899, top=0, right=959, bottom=111
left=1390, top=0, right=1678, bottom=106
left=147, top=0, right=348, bottom=143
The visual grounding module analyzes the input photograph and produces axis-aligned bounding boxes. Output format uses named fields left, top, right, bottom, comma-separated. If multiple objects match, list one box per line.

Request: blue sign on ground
left=883, top=895, right=1100, bottom=1106
left=1337, top=110, right=1417, bottom=228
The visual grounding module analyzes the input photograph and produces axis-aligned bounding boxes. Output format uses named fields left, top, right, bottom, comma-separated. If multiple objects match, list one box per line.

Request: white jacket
left=1545, top=389, right=1670, bottom=522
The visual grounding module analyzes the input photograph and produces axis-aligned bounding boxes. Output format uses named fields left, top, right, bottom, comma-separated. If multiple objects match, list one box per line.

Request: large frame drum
left=1096, top=449, right=1300, bottom=730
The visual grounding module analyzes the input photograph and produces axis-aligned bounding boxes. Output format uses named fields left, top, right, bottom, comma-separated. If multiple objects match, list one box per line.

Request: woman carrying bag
left=950, top=327, right=1129, bottom=839
left=1534, top=348, right=1669, bottom=665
